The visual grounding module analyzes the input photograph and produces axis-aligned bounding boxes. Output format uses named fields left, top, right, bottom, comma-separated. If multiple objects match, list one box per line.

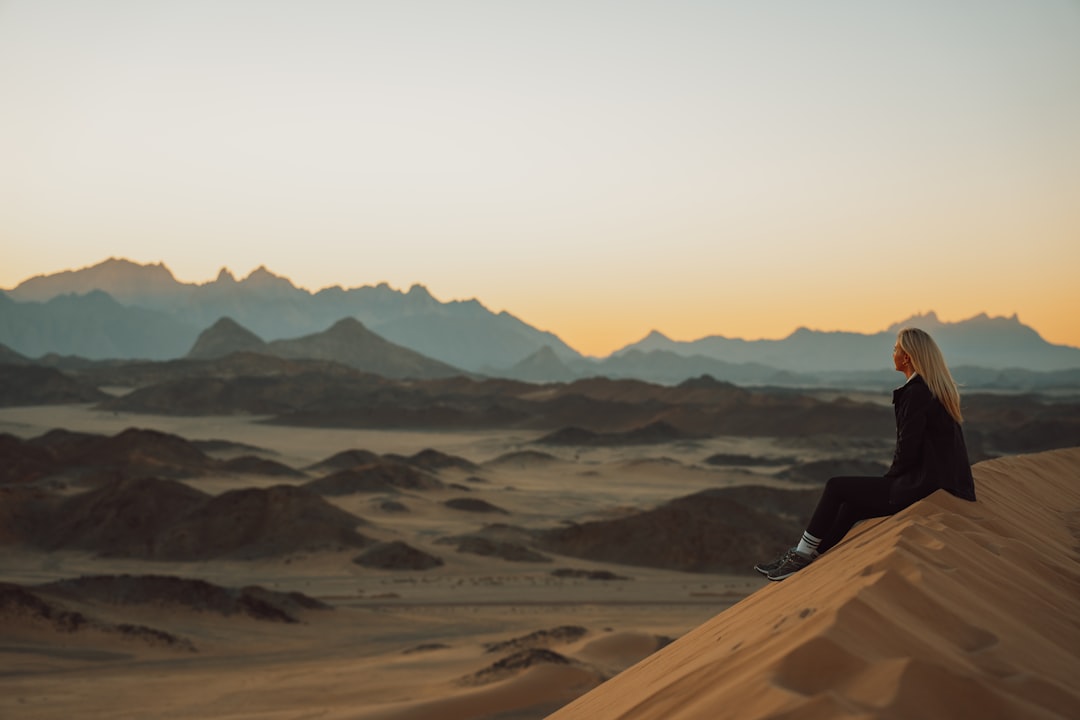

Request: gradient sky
left=2, top=0, right=1078, bottom=356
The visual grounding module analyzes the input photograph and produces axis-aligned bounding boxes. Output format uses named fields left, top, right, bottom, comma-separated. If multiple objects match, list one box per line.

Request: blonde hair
left=897, top=327, right=963, bottom=423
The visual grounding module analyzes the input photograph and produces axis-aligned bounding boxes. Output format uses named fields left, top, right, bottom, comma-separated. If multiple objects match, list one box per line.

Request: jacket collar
left=893, top=373, right=925, bottom=403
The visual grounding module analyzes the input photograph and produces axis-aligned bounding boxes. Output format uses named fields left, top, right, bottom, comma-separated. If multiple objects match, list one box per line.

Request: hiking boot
left=766, top=549, right=814, bottom=581
left=754, top=548, right=794, bottom=576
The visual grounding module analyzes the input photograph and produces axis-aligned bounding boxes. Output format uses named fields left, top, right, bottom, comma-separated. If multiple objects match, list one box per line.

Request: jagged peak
left=404, top=283, right=441, bottom=309
left=9, top=258, right=183, bottom=303
left=214, top=267, right=237, bottom=283
left=964, top=311, right=1023, bottom=326
left=886, top=310, right=943, bottom=332
left=886, top=310, right=1027, bottom=334
left=242, top=265, right=292, bottom=285
left=54, top=257, right=175, bottom=281
left=98, top=257, right=167, bottom=271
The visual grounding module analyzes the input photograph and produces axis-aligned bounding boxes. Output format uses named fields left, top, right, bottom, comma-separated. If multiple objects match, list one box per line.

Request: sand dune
left=548, top=447, right=1080, bottom=719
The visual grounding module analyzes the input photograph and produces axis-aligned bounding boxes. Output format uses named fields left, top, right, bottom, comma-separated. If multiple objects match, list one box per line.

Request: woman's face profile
left=892, top=338, right=909, bottom=372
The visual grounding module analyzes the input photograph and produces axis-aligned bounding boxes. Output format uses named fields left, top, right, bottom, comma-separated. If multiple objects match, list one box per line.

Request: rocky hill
left=0, top=364, right=108, bottom=406
left=263, top=317, right=464, bottom=379
left=186, top=317, right=268, bottom=359
left=7, top=476, right=374, bottom=560
left=40, top=574, right=330, bottom=622
left=0, top=427, right=306, bottom=486
left=535, top=485, right=820, bottom=573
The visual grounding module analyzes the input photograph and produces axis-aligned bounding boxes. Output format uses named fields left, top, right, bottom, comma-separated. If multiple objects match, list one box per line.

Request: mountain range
left=2, top=258, right=1079, bottom=388
left=2, top=258, right=576, bottom=371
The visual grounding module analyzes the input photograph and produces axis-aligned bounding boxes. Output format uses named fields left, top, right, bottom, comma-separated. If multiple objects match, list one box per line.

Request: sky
left=2, top=0, right=1078, bottom=356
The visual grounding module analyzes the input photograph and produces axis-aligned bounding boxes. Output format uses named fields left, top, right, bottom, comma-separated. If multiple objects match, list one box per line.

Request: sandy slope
left=548, top=447, right=1080, bottom=720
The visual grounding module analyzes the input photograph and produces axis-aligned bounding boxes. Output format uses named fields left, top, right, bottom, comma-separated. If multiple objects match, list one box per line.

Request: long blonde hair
left=897, top=327, right=963, bottom=424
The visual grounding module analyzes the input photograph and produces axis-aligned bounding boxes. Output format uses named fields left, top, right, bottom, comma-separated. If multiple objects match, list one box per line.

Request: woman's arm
left=884, top=382, right=931, bottom=479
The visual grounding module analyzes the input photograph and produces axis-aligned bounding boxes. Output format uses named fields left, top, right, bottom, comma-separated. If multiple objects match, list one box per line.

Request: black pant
left=806, top=476, right=900, bottom=555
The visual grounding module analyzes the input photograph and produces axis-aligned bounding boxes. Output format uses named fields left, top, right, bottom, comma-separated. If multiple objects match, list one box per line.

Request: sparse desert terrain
left=0, top=401, right=871, bottom=720
left=5, top=397, right=1077, bottom=720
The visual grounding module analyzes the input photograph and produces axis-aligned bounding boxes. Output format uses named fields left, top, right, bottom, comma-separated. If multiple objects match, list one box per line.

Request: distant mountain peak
left=266, top=316, right=462, bottom=378
left=326, top=317, right=368, bottom=333
left=405, top=283, right=438, bottom=303
left=969, top=311, right=1022, bottom=326
left=612, top=329, right=680, bottom=358
left=214, top=268, right=237, bottom=284
left=889, top=310, right=942, bottom=331
left=507, top=344, right=577, bottom=382
left=9, top=256, right=182, bottom=302
left=208, top=316, right=254, bottom=333
left=520, top=345, right=563, bottom=364
left=242, top=265, right=296, bottom=289
left=186, top=317, right=266, bottom=359
left=101, top=256, right=162, bottom=270
left=886, top=311, right=1028, bottom=335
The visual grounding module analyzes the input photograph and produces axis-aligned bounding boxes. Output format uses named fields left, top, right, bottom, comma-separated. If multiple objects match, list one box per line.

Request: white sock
left=795, top=531, right=821, bottom=558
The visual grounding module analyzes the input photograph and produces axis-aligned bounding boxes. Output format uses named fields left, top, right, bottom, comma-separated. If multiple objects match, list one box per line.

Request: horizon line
left=1, top=255, right=1066, bottom=355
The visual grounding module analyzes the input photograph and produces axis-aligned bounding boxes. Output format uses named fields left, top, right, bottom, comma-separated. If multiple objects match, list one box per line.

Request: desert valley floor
left=0, top=402, right=900, bottom=719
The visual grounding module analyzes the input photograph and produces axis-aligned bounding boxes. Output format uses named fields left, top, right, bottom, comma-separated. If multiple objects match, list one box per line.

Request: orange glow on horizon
left=3, top=255, right=1079, bottom=358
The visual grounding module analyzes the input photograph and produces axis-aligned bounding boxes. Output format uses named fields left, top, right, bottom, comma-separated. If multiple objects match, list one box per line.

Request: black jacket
left=885, top=374, right=976, bottom=507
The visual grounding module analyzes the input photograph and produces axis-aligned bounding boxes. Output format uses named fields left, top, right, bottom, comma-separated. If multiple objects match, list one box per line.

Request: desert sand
left=1, top=404, right=1077, bottom=720
left=549, top=447, right=1080, bottom=720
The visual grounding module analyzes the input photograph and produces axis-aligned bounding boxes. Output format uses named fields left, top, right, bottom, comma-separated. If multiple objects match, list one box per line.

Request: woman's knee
left=822, top=475, right=884, bottom=502
left=823, top=476, right=852, bottom=495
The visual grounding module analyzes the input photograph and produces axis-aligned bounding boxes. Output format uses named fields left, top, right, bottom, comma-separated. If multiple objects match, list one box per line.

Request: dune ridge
left=548, top=447, right=1080, bottom=720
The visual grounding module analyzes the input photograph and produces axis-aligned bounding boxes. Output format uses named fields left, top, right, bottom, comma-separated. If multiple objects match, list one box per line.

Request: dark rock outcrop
left=0, top=581, right=195, bottom=650
left=154, top=484, right=373, bottom=560
left=440, top=536, right=552, bottom=563
left=219, top=455, right=305, bottom=477
left=352, top=541, right=444, bottom=570
left=444, top=498, right=509, bottom=514
left=393, top=448, right=480, bottom=472
left=461, top=648, right=576, bottom=686
left=39, top=574, right=329, bottom=622
left=9, top=477, right=374, bottom=561
left=484, top=626, right=589, bottom=653
left=307, top=448, right=382, bottom=474
left=535, top=485, right=819, bottom=573
left=551, top=568, right=631, bottom=581
left=1, top=428, right=302, bottom=487
left=535, top=421, right=694, bottom=447
left=305, top=462, right=444, bottom=495
left=0, top=364, right=108, bottom=406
